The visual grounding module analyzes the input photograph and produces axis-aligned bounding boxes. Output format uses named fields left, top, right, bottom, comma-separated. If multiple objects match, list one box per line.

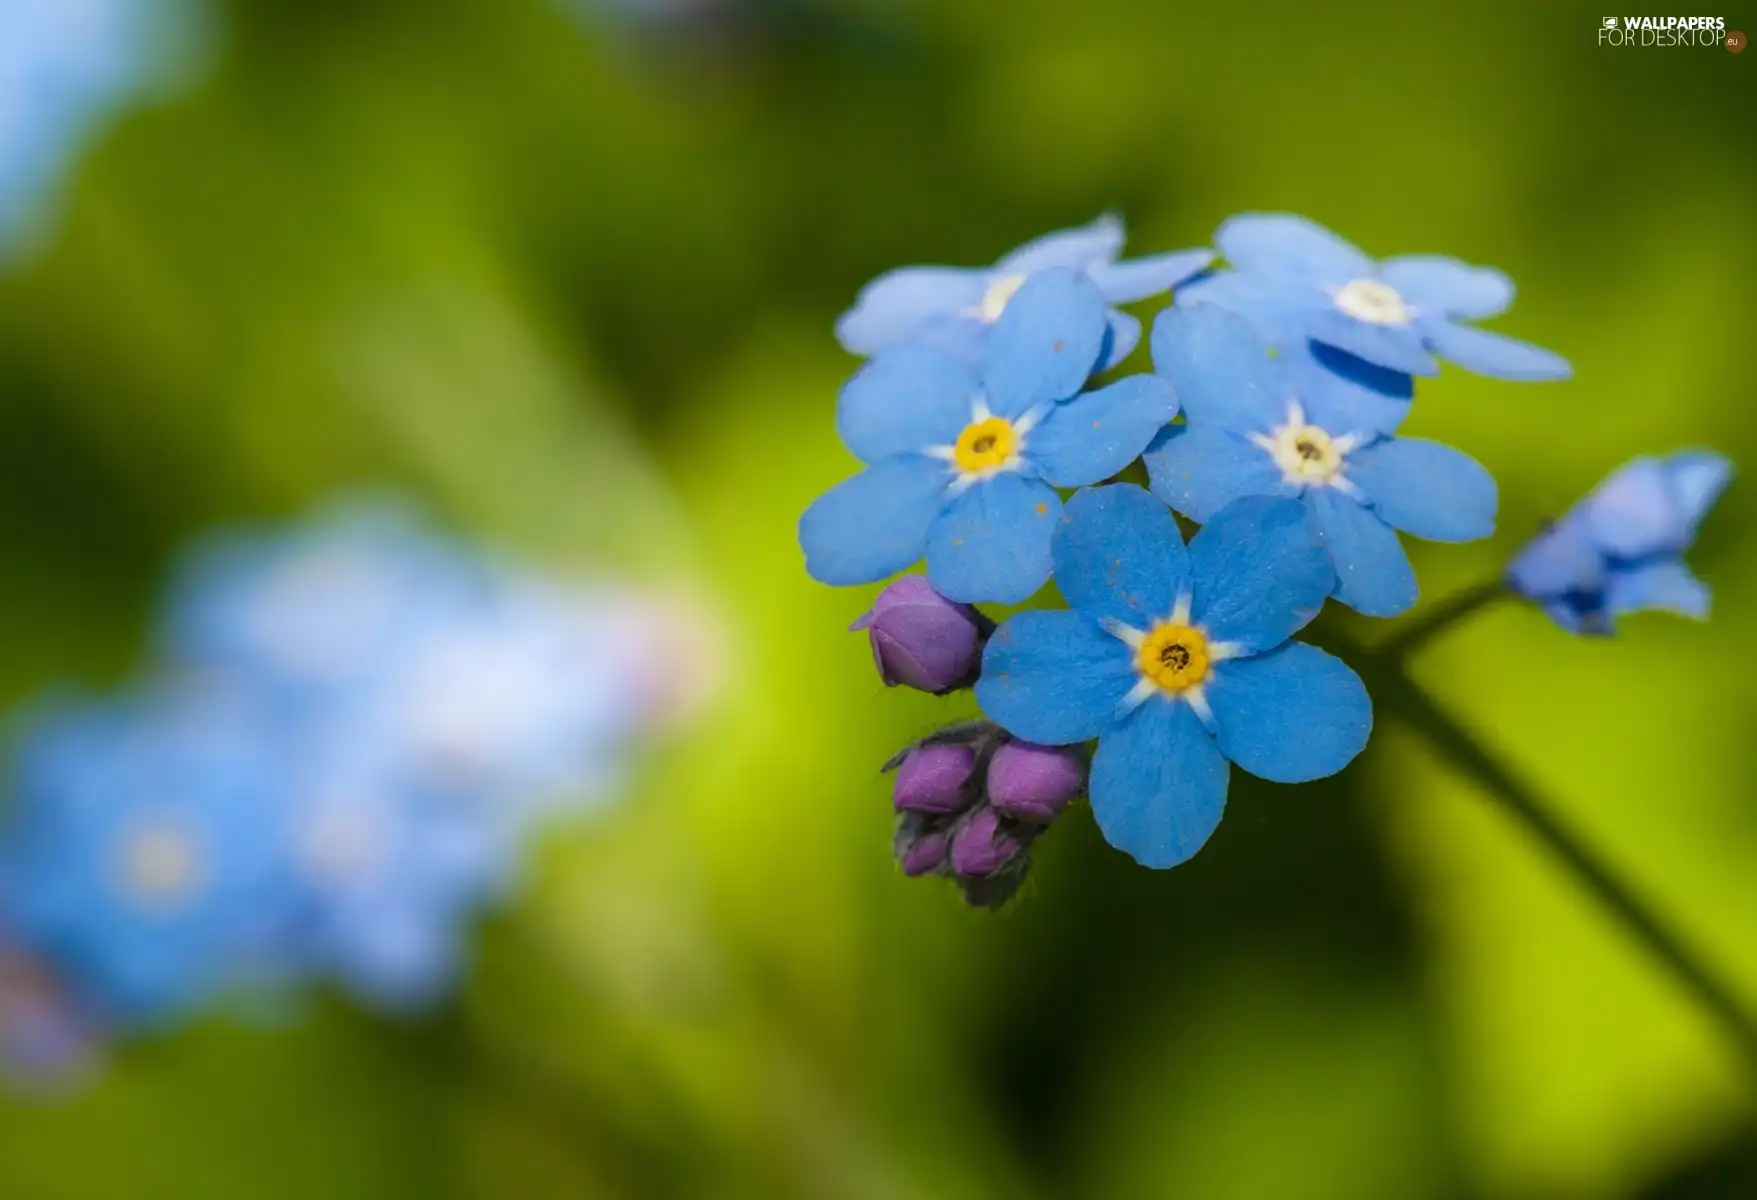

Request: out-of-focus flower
left=891, top=744, right=977, bottom=815
left=0, top=0, right=205, bottom=260
left=851, top=575, right=990, bottom=694
left=0, top=935, right=98, bottom=1092
left=985, top=741, right=1084, bottom=824
left=800, top=269, right=1178, bottom=603
left=1180, top=212, right=1571, bottom=381
left=976, top=487, right=1371, bottom=870
left=1507, top=451, right=1734, bottom=634
left=1145, top=305, right=1497, bottom=617
left=0, top=686, right=298, bottom=1026
left=837, top=213, right=1212, bottom=369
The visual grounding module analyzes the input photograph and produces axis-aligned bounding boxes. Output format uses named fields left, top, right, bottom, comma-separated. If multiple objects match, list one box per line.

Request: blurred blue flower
left=1507, top=451, right=1733, bottom=634
left=1179, top=212, right=1571, bottom=381
left=801, top=270, right=1179, bottom=603
left=1144, top=305, right=1497, bottom=617
left=976, top=486, right=1371, bottom=869
left=0, top=685, right=298, bottom=1026
left=836, top=213, right=1212, bottom=370
left=0, top=0, right=204, bottom=261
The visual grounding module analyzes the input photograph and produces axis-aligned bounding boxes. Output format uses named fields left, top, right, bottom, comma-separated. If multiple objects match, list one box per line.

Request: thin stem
left=1355, top=647, right=1757, bottom=1074
left=1375, top=579, right=1509, bottom=660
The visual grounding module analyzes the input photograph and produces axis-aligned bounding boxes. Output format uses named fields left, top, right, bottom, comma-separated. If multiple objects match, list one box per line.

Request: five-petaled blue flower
left=975, top=486, right=1372, bottom=869
left=1144, top=305, right=1497, bottom=618
left=835, top=213, right=1212, bottom=370
left=1178, top=212, right=1571, bottom=381
left=1506, top=450, right=1733, bottom=634
left=800, top=269, right=1179, bottom=604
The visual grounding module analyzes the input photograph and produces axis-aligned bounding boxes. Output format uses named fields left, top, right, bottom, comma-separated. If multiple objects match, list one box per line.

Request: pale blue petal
left=1506, top=517, right=1606, bottom=601
left=1306, top=308, right=1439, bottom=376
left=1421, top=320, right=1571, bottom=381
left=1150, top=304, right=1289, bottom=433
left=904, top=313, right=993, bottom=364
left=1580, top=457, right=1687, bottom=559
left=1306, top=489, right=1417, bottom=617
left=994, top=213, right=1125, bottom=275
left=1100, top=310, right=1142, bottom=369
left=1290, top=346, right=1413, bottom=436
left=1088, top=248, right=1215, bottom=303
left=1052, top=484, right=1190, bottom=628
left=799, top=456, right=950, bottom=586
left=835, top=267, right=988, bottom=355
left=1144, top=424, right=1290, bottom=522
left=925, top=474, right=1060, bottom=604
left=975, top=610, right=1135, bottom=745
left=1175, top=269, right=1315, bottom=350
left=1089, top=698, right=1229, bottom=869
left=1607, top=560, right=1710, bottom=619
left=1379, top=255, right=1514, bottom=320
left=1031, top=375, right=1178, bottom=488
left=836, top=345, right=980, bottom=462
left=1663, top=451, right=1734, bottom=532
left=1189, top=495, right=1333, bottom=650
left=981, top=269, right=1110, bottom=413
left=1346, top=437, right=1497, bottom=543
left=1206, top=643, right=1372, bottom=783
left=1215, top=213, right=1373, bottom=284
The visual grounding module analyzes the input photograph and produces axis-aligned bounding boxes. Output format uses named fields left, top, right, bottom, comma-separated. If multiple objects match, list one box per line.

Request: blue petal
left=1188, top=495, right=1334, bottom=650
left=1149, top=304, right=1288, bottom=433
left=1144, top=424, right=1290, bottom=522
left=1031, top=375, right=1178, bottom=488
left=1100, top=309, right=1142, bottom=369
left=1306, top=308, right=1439, bottom=376
left=1579, top=457, right=1688, bottom=559
left=1346, top=437, right=1497, bottom=543
left=994, top=213, right=1125, bottom=275
left=925, top=473, right=1060, bottom=604
left=1306, top=489, right=1417, bottom=617
left=836, top=345, right=980, bottom=462
left=1206, top=643, right=1372, bottom=783
left=1175, top=269, right=1317, bottom=350
left=975, top=610, right=1136, bottom=745
left=1088, top=248, right=1215, bottom=303
left=835, top=267, right=988, bottom=355
left=1215, top=213, right=1373, bottom=284
left=981, top=269, right=1110, bottom=413
left=901, top=313, right=993, bottom=364
left=1052, top=483, right=1190, bottom=628
left=1379, top=255, right=1514, bottom=320
left=1607, top=560, right=1710, bottom=620
left=1089, top=698, right=1229, bottom=869
left=1662, top=450, right=1734, bottom=532
left=1506, top=517, right=1606, bottom=601
left=799, top=456, right=949, bottom=586
left=1290, top=346, right=1413, bottom=436
left=1421, top=320, right=1571, bottom=381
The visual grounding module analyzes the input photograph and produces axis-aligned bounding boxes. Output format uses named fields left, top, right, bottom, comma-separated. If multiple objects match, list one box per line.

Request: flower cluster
left=802, top=212, right=1733, bottom=902
left=0, top=499, right=688, bottom=1089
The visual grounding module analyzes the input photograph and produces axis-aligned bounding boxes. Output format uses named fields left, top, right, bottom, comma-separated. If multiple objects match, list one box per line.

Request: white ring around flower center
left=1334, top=278, right=1411, bottom=326
left=115, top=823, right=202, bottom=908
left=1248, top=400, right=1359, bottom=488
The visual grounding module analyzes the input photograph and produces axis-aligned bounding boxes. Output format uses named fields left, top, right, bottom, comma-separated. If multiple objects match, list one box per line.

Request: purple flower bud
left=986, top=741, right=1084, bottom=824
left=892, top=744, right=977, bottom=815
left=949, top=806, right=1029, bottom=879
left=850, top=576, right=987, bottom=694
left=893, top=816, right=951, bottom=877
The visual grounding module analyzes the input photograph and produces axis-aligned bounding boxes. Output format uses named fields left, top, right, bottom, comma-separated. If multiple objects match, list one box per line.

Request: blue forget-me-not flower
left=801, top=269, right=1179, bottom=604
left=1145, top=305, right=1497, bottom=617
left=975, top=486, right=1371, bottom=870
left=1179, top=213, right=1571, bottom=381
left=1507, top=451, right=1733, bottom=634
left=836, top=213, right=1212, bottom=370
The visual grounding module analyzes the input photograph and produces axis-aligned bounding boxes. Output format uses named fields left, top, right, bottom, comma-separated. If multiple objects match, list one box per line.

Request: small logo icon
left=1602, top=16, right=1618, bottom=28
left=1729, top=29, right=1747, bottom=51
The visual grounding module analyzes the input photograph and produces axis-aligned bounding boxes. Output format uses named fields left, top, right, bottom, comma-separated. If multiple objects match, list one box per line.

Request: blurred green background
left=1, top=0, right=1755, bottom=1195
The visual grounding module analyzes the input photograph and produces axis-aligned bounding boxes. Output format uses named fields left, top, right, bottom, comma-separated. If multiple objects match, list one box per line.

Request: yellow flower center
left=952, top=416, right=1018, bottom=474
left=1270, top=423, right=1344, bottom=483
left=1137, top=622, right=1210, bottom=693
left=978, top=274, right=1026, bottom=322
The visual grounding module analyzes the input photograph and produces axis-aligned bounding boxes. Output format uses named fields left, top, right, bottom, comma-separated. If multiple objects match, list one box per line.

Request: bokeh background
left=1, top=0, right=1755, bottom=1196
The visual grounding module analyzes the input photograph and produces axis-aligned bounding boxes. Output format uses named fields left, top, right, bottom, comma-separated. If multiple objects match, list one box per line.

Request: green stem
left=1374, top=579, right=1509, bottom=660
left=1355, top=648, right=1757, bottom=1073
